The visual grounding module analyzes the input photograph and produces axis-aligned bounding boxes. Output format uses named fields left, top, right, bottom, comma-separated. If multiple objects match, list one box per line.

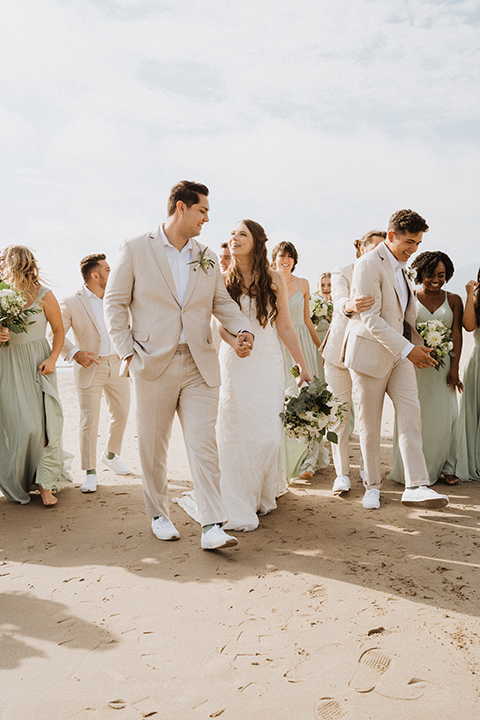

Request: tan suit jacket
left=322, top=263, right=353, bottom=369
left=343, top=243, right=422, bottom=378
left=61, top=287, right=107, bottom=389
left=104, top=228, right=250, bottom=386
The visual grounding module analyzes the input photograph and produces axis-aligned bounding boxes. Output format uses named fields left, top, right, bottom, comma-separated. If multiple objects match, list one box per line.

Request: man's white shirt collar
left=159, top=224, right=193, bottom=254
left=383, top=241, right=407, bottom=273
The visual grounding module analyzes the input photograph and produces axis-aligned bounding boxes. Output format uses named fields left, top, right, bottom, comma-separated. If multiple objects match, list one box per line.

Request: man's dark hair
left=80, top=253, right=106, bottom=282
left=220, top=242, right=229, bottom=250
left=411, top=250, right=454, bottom=285
left=167, top=181, right=209, bottom=217
left=388, top=209, right=429, bottom=235
left=271, top=241, right=299, bottom=270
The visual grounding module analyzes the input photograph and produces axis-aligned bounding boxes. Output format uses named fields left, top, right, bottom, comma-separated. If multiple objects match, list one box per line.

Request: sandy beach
left=1, top=335, right=480, bottom=719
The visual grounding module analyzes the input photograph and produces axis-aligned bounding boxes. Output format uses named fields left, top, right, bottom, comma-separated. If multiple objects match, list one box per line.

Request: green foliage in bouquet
left=280, top=375, right=346, bottom=444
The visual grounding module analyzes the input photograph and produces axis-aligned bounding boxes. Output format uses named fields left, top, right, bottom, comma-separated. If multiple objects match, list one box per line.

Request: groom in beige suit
left=344, top=209, right=449, bottom=510
left=104, top=181, right=254, bottom=550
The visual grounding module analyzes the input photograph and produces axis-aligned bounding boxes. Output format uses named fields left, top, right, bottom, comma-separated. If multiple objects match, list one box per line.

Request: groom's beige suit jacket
left=343, top=242, right=422, bottom=376
left=104, top=228, right=250, bottom=385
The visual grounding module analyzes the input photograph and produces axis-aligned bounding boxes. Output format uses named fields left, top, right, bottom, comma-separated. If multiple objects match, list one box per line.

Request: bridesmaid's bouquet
left=280, top=376, right=346, bottom=444
left=415, top=318, right=455, bottom=371
left=310, top=292, right=333, bottom=325
left=0, top=284, right=40, bottom=346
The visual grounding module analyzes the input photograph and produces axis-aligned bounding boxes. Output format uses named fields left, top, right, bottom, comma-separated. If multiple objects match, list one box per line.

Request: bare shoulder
left=446, top=291, right=463, bottom=310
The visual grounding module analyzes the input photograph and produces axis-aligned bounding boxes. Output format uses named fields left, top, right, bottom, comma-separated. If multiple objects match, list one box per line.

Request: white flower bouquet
left=415, top=318, right=455, bottom=371
left=0, top=284, right=40, bottom=345
left=280, top=375, right=346, bottom=444
left=310, top=292, right=333, bottom=325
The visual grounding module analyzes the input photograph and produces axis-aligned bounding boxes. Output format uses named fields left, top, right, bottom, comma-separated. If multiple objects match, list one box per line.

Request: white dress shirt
left=383, top=242, right=414, bottom=358
left=66, top=286, right=114, bottom=362
left=160, top=224, right=192, bottom=343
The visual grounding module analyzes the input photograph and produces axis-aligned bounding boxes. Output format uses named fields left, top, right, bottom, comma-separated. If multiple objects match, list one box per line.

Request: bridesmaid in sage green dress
left=272, top=241, right=329, bottom=481
left=0, top=245, right=71, bottom=506
left=389, top=251, right=463, bottom=486
left=457, top=270, right=480, bottom=481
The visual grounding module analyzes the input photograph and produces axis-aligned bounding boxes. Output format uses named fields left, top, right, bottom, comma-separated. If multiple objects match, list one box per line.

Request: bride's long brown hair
left=225, top=220, right=278, bottom=328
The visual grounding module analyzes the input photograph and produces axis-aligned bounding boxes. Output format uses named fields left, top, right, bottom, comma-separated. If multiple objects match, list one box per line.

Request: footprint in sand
left=314, top=697, right=351, bottom=719
left=348, top=647, right=392, bottom=693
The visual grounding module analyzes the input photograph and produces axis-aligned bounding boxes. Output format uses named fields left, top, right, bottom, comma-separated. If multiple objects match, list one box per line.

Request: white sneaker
left=81, top=474, right=98, bottom=493
left=101, top=451, right=132, bottom=475
left=151, top=516, right=180, bottom=541
left=362, top=487, right=380, bottom=509
left=201, top=525, right=238, bottom=550
left=401, top=486, right=449, bottom=509
left=332, top=475, right=351, bottom=495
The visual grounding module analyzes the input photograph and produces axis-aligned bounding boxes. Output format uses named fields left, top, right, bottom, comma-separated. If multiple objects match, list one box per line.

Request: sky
left=2, top=0, right=480, bottom=299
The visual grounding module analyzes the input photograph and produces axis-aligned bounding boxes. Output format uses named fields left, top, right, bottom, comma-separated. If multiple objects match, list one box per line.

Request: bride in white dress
left=175, top=219, right=311, bottom=532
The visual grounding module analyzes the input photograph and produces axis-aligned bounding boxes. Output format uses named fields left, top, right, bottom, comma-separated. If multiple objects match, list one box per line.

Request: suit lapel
left=148, top=229, right=181, bottom=307
left=182, top=240, right=202, bottom=308
left=79, top=288, right=101, bottom=336
left=377, top=245, right=402, bottom=310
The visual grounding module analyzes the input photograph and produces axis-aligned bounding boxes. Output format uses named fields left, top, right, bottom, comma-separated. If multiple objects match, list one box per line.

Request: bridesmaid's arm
left=271, top=270, right=311, bottom=386
left=447, top=292, right=464, bottom=392
left=40, top=291, right=64, bottom=375
left=462, top=280, right=478, bottom=331
left=300, top=277, right=321, bottom=349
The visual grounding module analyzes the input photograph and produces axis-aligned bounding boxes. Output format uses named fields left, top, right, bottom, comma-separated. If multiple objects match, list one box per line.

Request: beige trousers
left=324, top=361, right=353, bottom=478
left=77, top=356, right=130, bottom=470
left=351, top=357, right=428, bottom=489
left=133, top=345, right=227, bottom=525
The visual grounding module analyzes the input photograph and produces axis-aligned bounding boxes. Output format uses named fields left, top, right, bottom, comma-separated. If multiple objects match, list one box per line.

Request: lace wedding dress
left=174, top=295, right=287, bottom=531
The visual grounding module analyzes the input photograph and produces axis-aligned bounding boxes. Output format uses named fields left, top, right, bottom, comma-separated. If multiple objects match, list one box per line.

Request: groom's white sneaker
left=81, top=474, right=98, bottom=493
left=151, top=515, right=180, bottom=541
left=362, top=488, right=380, bottom=509
left=201, top=525, right=238, bottom=550
left=401, top=486, right=449, bottom=509
left=332, top=475, right=350, bottom=495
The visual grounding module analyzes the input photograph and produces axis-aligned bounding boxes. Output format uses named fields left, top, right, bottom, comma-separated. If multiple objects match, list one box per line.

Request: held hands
left=74, top=350, right=100, bottom=368
left=0, top=326, right=10, bottom=343
left=407, top=345, right=438, bottom=369
left=39, top=356, right=56, bottom=375
left=235, top=331, right=254, bottom=359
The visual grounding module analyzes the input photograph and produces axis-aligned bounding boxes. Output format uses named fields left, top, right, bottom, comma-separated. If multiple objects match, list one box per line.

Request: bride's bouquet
left=0, top=284, right=40, bottom=346
left=310, top=292, right=333, bottom=325
left=415, top=318, right=455, bottom=371
left=280, top=375, right=346, bottom=444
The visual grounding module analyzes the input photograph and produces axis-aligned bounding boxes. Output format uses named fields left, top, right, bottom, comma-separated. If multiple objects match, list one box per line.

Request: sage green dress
left=389, top=295, right=459, bottom=485
left=457, top=327, right=480, bottom=481
left=0, top=286, right=71, bottom=503
left=281, top=288, right=329, bottom=481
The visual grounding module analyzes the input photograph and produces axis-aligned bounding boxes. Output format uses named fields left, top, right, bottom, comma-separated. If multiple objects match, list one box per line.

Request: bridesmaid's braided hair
left=225, top=220, right=278, bottom=328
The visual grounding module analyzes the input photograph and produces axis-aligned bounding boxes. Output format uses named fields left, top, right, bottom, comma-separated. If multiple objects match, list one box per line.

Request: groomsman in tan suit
left=104, top=181, right=254, bottom=550
left=60, top=254, right=131, bottom=493
left=343, top=209, right=449, bottom=510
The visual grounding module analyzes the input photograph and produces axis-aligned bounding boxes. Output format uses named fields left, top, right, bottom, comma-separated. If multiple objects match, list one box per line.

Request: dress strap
left=36, top=285, right=51, bottom=303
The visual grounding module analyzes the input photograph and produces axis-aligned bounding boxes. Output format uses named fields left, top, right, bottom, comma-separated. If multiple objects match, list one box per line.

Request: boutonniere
left=188, top=247, right=215, bottom=274
left=405, top=267, right=416, bottom=283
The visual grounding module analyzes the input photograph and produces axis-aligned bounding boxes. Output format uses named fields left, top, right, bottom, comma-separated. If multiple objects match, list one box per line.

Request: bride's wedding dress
left=174, top=295, right=287, bottom=532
